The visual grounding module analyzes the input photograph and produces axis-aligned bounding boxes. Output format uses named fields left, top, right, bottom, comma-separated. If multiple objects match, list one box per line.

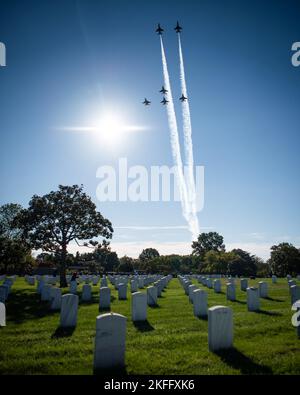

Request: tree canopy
left=191, top=232, right=225, bottom=259
left=268, top=243, right=300, bottom=277
left=139, top=248, right=160, bottom=262
left=16, top=185, right=113, bottom=286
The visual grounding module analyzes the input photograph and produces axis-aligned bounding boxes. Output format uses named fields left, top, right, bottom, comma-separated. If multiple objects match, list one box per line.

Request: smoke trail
left=178, top=34, right=200, bottom=238
left=159, top=36, right=190, bottom=226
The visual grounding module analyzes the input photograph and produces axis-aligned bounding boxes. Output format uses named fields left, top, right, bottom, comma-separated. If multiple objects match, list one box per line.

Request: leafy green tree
left=192, top=232, right=225, bottom=260
left=0, top=203, right=33, bottom=274
left=118, top=256, right=134, bottom=273
left=0, top=203, right=23, bottom=239
left=228, top=249, right=257, bottom=277
left=139, top=248, right=160, bottom=262
left=16, top=185, right=113, bottom=287
left=203, top=250, right=237, bottom=274
left=254, top=256, right=270, bottom=277
left=268, top=243, right=300, bottom=277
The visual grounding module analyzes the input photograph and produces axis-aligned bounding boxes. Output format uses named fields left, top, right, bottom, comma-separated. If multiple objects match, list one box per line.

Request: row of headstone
left=92, top=305, right=234, bottom=372
left=0, top=277, right=15, bottom=303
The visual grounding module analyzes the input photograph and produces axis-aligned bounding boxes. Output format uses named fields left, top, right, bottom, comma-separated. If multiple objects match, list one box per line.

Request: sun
left=95, top=113, right=126, bottom=146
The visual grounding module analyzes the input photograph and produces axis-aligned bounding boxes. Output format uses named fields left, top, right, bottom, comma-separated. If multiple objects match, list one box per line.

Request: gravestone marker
left=118, top=283, right=127, bottom=300
left=258, top=281, right=268, bottom=298
left=147, top=286, right=158, bottom=306
left=240, top=279, right=248, bottom=292
left=99, top=287, right=111, bottom=309
left=131, top=292, right=147, bottom=321
left=226, top=283, right=236, bottom=301
left=82, top=284, right=92, bottom=302
left=50, top=287, right=62, bottom=310
left=208, top=306, right=233, bottom=352
left=94, top=313, right=127, bottom=371
left=247, top=287, right=260, bottom=311
left=69, top=281, right=77, bottom=295
left=193, top=289, right=207, bottom=317
left=60, top=294, right=78, bottom=327
left=0, top=302, right=5, bottom=326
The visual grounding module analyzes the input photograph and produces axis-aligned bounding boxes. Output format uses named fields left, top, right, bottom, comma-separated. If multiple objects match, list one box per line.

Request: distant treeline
left=1, top=186, right=299, bottom=280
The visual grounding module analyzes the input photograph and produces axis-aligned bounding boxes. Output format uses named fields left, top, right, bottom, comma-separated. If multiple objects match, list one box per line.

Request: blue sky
left=0, top=0, right=300, bottom=259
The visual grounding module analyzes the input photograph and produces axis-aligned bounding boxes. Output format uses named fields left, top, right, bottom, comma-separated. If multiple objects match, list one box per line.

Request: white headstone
left=118, top=283, right=127, bottom=300
left=213, top=279, right=221, bottom=293
left=0, top=286, right=7, bottom=303
left=193, top=289, right=208, bottom=317
left=147, top=286, right=158, bottom=306
left=208, top=306, right=233, bottom=352
left=138, top=278, right=144, bottom=289
left=99, top=287, right=111, bottom=310
left=0, top=302, right=5, bottom=326
left=258, top=281, right=268, bottom=298
left=272, top=275, right=277, bottom=284
left=226, top=283, right=236, bottom=301
left=28, top=276, right=35, bottom=286
left=131, top=292, right=147, bottom=322
left=247, top=287, right=260, bottom=311
left=93, top=313, right=127, bottom=371
left=50, top=287, right=62, bottom=310
left=288, top=280, right=296, bottom=292
left=92, top=276, right=99, bottom=286
left=240, top=278, right=248, bottom=291
left=188, top=285, right=198, bottom=303
left=101, top=277, right=108, bottom=287
left=290, top=285, right=300, bottom=305
left=206, top=278, right=213, bottom=289
left=69, top=280, right=77, bottom=295
left=41, top=284, right=52, bottom=301
left=130, top=280, right=138, bottom=293
left=60, top=294, right=78, bottom=327
left=82, top=284, right=92, bottom=302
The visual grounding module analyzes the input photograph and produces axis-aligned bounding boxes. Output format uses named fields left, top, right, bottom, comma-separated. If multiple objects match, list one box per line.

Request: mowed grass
left=0, top=277, right=299, bottom=375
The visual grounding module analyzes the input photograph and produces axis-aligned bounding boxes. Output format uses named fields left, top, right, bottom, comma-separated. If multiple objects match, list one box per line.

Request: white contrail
left=178, top=34, right=199, bottom=238
left=159, top=36, right=190, bottom=227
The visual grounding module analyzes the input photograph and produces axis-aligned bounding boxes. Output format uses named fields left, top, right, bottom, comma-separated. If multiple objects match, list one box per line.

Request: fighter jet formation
left=161, top=97, right=169, bottom=105
left=143, top=22, right=187, bottom=106
left=142, top=98, right=151, bottom=106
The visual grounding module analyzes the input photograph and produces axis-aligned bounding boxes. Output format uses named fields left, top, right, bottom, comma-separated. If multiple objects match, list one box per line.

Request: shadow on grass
left=196, top=315, right=208, bottom=321
left=133, top=320, right=154, bottom=332
left=6, top=290, right=57, bottom=324
left=231, top=299, right=246, bottom=305
left=149, top=304, right=161, bottom=309
left=111, top=295, right=116, bottom=302
left=51, top=326, right=75, bottom=338
left=263, top=297, right=284, bottom=303
left=215, top=347, right=273, bottom=375
left=94, top=365, right=128, bottom=375
left=99, top=306, right=111, bottom=313
left=253, top=310, right=282, bottom=317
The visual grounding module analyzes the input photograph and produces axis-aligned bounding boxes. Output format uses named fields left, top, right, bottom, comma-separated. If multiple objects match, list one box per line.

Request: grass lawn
left=0, top=277, right=299, bottom=375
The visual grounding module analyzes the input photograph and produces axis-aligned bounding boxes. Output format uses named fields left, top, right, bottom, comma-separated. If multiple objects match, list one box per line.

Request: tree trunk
left=59, top=244, right=68, bottom=288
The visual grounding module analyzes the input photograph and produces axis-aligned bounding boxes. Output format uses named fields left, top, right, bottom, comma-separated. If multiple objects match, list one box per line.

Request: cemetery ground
left=0, top=277, right=299, bottom=375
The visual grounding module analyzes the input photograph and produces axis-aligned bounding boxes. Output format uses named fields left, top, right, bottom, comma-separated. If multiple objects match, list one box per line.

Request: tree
left=191, top=232, right=225, bottom=260
left=139, top=248, right=160, bottom=262
left=0, top=203, right=23, bottom=239
left=254, top=256, right=270, bottom=277
left=16, top=185, right=113, bottom=287
left=118, top=256, right=134, bottom=273
left=228, top=249, right=257, bottom=277
left=202, top=250, right=237, bottom=274
left=268, top=243, right=300, bottom=277
left=0, top=203, right=33, bottom=274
